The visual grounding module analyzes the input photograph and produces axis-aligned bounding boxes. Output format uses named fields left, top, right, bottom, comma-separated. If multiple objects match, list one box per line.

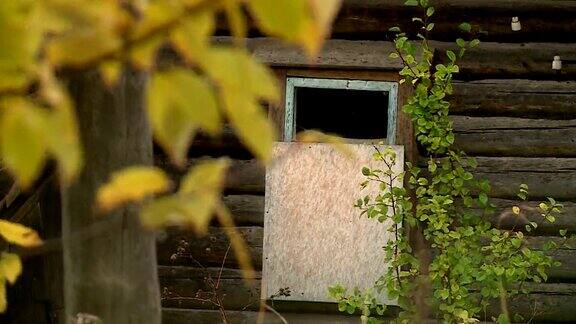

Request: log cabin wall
left=161, top=1, right=576, bottom=322
left=3, top=1, right=575, bottom=323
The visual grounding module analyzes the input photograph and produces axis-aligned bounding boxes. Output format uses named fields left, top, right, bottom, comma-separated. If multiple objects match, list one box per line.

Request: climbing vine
left=330, top=1, right=566, bottom=323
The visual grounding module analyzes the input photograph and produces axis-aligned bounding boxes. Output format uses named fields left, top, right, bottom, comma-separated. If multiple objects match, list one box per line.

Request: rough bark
left=62, top=69, right=161, bottom=323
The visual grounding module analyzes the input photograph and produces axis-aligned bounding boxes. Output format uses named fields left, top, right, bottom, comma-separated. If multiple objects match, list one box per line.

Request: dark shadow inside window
left=295, top=87, right=389, bottom=139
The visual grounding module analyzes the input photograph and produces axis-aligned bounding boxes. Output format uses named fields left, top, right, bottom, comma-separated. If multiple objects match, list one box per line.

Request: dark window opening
left=295, top=87, right=389, bottom=139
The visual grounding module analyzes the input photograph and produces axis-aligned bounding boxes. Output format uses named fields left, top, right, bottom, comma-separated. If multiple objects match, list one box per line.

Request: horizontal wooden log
left=332, top=1, right=576, bottom=43
left=222, top=194, right=265, bottom=225
left=243, top=37, right=402, bottom=70
left=156, top=156, right=266, bottom=193
left=164, top=157, right=576, bottom=199
left=160, top=265, right=576, bottom=322
left=474, top=157, right=576, bottom=199
left=158, top=226, right=576, bottom=280
left=227, top=38, right=576, bottom=78
left=174, top=194, right=576, bottom=235
left=450, top=80, right=576, bottom=118
left=433, top=41, right=576, bottom=79
left=484, top=198, right=576, bottom=235
left=162, top=308, right=360, bottom=324
left=156, top=227, right=263, bottom=268
left=452, top=116, right=576, bottom=157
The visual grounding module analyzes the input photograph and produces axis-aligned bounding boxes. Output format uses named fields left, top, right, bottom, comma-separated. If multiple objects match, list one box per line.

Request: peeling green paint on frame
left=284, top=77, right=398, bottom=143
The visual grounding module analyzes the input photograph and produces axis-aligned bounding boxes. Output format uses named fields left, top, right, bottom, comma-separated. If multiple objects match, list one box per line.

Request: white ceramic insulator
left=552, top=56, right=563, bottom=70
left=511, top=17, right=521, bottom=31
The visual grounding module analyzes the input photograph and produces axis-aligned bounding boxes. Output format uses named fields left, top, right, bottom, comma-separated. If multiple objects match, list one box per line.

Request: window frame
left=283, top=77, right=398, bottom=143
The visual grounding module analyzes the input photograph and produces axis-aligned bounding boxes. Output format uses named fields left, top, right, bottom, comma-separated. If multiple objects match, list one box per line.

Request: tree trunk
left=62, top=69, right=161, bottom=323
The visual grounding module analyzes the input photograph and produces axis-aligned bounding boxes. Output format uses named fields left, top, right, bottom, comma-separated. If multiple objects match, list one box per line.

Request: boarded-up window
left=263, top=143, right=403, bottom=304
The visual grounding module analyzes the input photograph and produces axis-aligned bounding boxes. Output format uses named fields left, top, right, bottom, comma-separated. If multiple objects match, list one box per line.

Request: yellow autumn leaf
left=224, top=0, right=247, bottom=41
left=296, top=130, right=354, bottom=157
left=221, top=91, right=276, bottom=163
left=170, top=8, right=215, bottom=64
left=305, top=0, right=342, bottom=54
left=512, top=206, right=520, bottom=215
left=247, top=0, right=310, bottom=47
left=201, top=47, right=279, bottom=103
left=147, top=68, right=221, bottom=166
left=45, top=97, right=84, bottom=186
left=0, top=0, right=43, bottom=92
left=180, top=158, right=230, bottom=194
left=129, top=35, right=164, bottom=70
left=247, top=0, right=341, bottom=55
left=0, top=253, right=22, bottom=284
left=100, top=60, right=122, bottom=87
left=0, top=220, right=42, bottom=248
left=96, top=166, right=172, bottom=212
left=141, top=158, right=229, bottom=233
left=47, top=28, right=122, bottom=68
left=0, top=279, right=5, bottom=313
left=0, top=98, right=47, bottom=189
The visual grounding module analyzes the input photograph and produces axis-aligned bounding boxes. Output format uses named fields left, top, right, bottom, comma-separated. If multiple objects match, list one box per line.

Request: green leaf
left=458, top=22, right=472, bottom=33
left=0, top=98, right=47, bottom=189
left=96, top=166, right=172, bottom=212
left=147, top=68, right=221, bottom=165
left=446, top=50, right=456, bottom=62
left=426, top=7, right=435, bottom=17
left=404, top=0, right=419, bottom=6
left=478, top=193, right=488, bottom=206
left=456, top=38, right=466, bottom=48
left=469, top=39, right=480, bottom=48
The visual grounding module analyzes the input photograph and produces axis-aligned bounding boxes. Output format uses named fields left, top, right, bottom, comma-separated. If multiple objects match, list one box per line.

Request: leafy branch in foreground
left=0, top=0, right=343, bottom=313
left=331, top=1, right=567, bottom=323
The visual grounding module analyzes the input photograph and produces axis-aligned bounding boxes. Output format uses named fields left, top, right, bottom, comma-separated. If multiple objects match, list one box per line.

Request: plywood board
left=263, top=143, right=403, bottom=304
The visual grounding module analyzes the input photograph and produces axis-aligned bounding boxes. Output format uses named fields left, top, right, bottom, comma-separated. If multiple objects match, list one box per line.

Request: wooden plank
left=242, top=37, right=402, bottom=70
left=158, top=226, right=576, bottom=280
left=222, top=37, right=576, bottom=78
left=156, top=227, right=263, bottom=268
left=473, top=157, right=576, bottom=199
left=433, top=41, right=576, bottom=79
left=331, top=0, right=576, bottom=43
left=452, top=116, right=576, bottom=157
left=163, top=308, right=360, bottom=324
left=170, top=157, right=576, bottom=199
left=450, top=80, right=576, bottom=118
left=483, top=198, right=576, bottom=235
left=222, top=194, right=265, bottom=225
left=160, top=266, right=576, bottom=322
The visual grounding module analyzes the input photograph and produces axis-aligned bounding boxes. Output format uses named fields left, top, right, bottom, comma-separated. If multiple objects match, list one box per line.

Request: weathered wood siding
left=158, top=1, right=576, bottom=320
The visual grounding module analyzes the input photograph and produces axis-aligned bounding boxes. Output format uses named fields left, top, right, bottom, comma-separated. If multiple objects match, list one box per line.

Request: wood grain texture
left=157, top=227, right=576, bottom=281
left=332, top=0, right=576, bottom=43
left=163, top=308, right=360, bottom=324
left=165, top=157, right=576, bottom=200
left=226, top=37, right=576, bottom=78
left=63, top=69, right=161, bottom=323
left=452, top=116, right=576, bottom=157
left=450, top=80, right=576, bottom=118
left=159, top=266, right=576, bottom=322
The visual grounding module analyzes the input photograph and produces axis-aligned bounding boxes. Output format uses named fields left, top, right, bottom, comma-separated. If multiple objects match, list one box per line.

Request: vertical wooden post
left=62, top=69, right=161, bottom=323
